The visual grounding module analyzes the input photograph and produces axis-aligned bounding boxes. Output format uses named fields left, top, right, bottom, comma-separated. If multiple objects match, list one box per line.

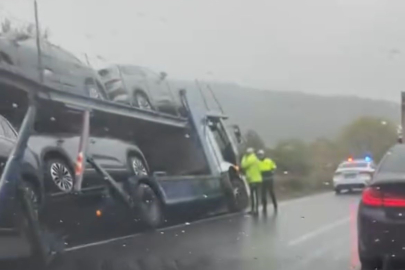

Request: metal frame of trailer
left=0, top=70, right=248, bottom=267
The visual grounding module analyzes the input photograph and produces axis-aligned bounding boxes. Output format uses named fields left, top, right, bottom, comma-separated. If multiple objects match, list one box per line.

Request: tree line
left=243, top=116, right=398, bottom=192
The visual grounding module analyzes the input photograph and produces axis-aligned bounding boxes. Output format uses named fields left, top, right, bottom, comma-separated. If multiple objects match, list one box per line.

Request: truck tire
left=134, top=183, right=163, bottom=228
left=228, top=178, right=249, bottom=212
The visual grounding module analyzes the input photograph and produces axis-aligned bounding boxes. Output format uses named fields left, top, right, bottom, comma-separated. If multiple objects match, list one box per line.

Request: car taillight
left=75, top=152, right=84, bottom=176
left=362, top=187, right=405, bottom=207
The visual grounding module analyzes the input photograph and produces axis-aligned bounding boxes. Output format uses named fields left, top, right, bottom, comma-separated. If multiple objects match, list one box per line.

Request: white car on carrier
left=333, top=158, right=375, bottom=194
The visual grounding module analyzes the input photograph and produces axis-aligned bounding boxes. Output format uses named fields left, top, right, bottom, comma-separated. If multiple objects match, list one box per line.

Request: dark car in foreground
left=0, top=35, right=107, bottom=99
left=0, top=115, right=43, bottom=232
left=358, top=144, right=405, bottom=269
left=98, top=64, right=180, bottom=114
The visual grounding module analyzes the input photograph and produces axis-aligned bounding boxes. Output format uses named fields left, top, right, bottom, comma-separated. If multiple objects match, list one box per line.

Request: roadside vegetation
left=244, top=116, right=398, bottom=198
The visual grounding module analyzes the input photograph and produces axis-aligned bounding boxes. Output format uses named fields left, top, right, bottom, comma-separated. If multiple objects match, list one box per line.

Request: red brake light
left=362, top=187, right=383, bottom=206
left=362, top=187, right=405, bottom=207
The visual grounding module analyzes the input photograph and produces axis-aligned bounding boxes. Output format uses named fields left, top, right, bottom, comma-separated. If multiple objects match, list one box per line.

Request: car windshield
left=2, top=1, right=405, bottom=270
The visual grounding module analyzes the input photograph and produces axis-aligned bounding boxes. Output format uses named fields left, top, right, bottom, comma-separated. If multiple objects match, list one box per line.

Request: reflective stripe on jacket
left=241, top=153, right=262, bottom=183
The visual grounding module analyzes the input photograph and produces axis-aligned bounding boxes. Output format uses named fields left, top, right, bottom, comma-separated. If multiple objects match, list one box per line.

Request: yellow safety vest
left=259, top=158, right=277, bottom=172
left=241, top=153, right=262, bottom=183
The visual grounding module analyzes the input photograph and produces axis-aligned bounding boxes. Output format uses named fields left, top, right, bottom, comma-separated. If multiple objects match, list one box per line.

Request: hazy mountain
left=169, top=80, right=400, bottom=146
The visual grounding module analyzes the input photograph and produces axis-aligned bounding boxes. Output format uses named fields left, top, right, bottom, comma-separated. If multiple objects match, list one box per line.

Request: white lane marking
left=287, top=216, right=350, bottom=247
left=66, top=192, right=333, bottom=252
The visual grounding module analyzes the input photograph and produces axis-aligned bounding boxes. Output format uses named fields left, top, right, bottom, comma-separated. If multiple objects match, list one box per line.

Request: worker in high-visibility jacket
left=241, top=147, right=262, bottom=214
left=257, top=149, right=278, bottom=213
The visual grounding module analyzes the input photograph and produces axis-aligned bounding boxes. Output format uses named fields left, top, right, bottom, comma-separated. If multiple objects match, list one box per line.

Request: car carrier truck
left=0, top=68, right=249, bottom=267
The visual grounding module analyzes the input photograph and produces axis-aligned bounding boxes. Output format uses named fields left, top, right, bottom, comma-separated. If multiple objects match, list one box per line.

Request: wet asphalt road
left=44, top=191, right=361, bottom=270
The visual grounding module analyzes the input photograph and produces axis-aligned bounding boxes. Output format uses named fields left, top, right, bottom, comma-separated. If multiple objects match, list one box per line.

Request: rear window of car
left=378, top=146, right=405, bottom=173
left=339, top=162, right=368, bottom=168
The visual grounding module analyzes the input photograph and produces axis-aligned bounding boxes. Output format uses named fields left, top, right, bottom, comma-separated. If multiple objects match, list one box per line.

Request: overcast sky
left=1, top=0, right=405, bottom=101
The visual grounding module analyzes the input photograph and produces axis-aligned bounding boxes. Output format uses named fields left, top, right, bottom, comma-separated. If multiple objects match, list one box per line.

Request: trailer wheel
left=44, top=158, right=74, bottom=193
left=229, top=178, right=249, bottom=212
left=21, top=181, right=40, bottom=218
left=135, top=183, right=163, bottom=228
left=15, top=181, right=52, bottom=268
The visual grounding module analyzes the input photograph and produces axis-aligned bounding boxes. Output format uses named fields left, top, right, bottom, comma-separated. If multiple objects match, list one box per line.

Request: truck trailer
left=0, top=69, right=249, bottom=266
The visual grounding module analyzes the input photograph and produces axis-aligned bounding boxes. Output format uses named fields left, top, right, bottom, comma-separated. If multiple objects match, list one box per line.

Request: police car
left=333, top=157, right=375, bottom=194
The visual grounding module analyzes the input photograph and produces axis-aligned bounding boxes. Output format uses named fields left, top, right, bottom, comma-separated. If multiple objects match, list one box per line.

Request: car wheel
left=229, top=178, right=249, bottom=212
left=129, top=156, right=148, bottom=177
left=20, top=181, right=40, bottom=220
left=133, top=92, right=153, bottom=111
left=86, top=82, right=106, bottom=100
left=45, top=158, right=74, bottom=193
left=135, top=183, right=163, bottom=228
left=335, top=188, right=341, bottom=195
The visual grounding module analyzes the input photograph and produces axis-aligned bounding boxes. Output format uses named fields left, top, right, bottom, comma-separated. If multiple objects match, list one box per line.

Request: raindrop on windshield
left=12, top=103, right=18, bottom=108
left=203, top=194, right=208, bottom=198
left=374, top=239, right=380, bottom=242
left=122, top=244, right=126, bottom=247
left=50, top=117, right=56, bottom=121
left=185, top=222, right=190, bottom=226
left=160, top=231, right=164, bottom=235
left=181, top=230, right=185, bottom=233
left=59, top=220, right=63, bottom=223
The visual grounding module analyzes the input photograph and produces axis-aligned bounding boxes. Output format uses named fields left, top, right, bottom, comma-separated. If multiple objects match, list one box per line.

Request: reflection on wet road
left=48, top=192, right=361, bottom=270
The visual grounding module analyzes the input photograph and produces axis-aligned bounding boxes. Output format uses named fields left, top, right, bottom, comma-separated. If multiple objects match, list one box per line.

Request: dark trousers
left=262, top=178, right=277, bottom=211
left=249, top=183, right=260, bottom=213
